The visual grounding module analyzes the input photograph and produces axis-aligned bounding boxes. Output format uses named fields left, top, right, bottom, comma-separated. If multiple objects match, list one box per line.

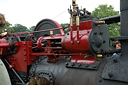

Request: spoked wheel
left=34, top=19, right=64, bottom=38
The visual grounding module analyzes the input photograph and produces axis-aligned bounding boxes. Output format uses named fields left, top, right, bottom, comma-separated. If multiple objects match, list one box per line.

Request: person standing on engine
left=112, top=41, right=121, bottom=58
left=0, top=13, right=7, bottom=37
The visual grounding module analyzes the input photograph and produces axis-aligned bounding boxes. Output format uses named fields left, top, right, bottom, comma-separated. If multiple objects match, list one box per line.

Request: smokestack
left=120, top=0, right=128, bottom=59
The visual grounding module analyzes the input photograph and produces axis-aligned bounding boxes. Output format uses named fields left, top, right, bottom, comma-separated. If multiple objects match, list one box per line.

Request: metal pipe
left=76, top=16, right=80, bottom=41
left=9, top=27, right=63, bottom=36
left=70, top=17, right=73, bottom=42
left=4, top=59, right=25, bottom=84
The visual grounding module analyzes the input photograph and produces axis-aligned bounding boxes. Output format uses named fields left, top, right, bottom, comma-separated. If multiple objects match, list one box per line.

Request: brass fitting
left=76, top=16, right=80, bottom=26
left=70, top=18, right=73, bottom=27
left=96, top=54, right=103, bottom=58
left=72, top=0, right=76, bottom=6
left=50, top=31, right=53, bottom=35
left=95, top=21, right=105, bottom=25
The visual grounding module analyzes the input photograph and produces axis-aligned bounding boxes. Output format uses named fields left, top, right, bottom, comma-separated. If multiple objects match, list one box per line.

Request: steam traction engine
left=0, top=0, right=128, bottom=85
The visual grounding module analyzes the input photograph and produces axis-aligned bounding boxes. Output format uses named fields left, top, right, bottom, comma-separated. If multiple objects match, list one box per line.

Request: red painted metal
left=50, top=19, right=64, bottom=35
left=7, top=41, right=36, bottom=72
left=61, top=21, right=92, bottom=53
left=71, top=55, right=95, bottom=64
left=69, top=20, right=92, bottom=31
left=1, top=19, right=95, bottom=72
left=0, top=39, right=10, bottom=55
left=61, top=30, right=91, bottom=53
left=69, top=20, right=92, bottom=42
left=0, top=39, right=10, bottom=48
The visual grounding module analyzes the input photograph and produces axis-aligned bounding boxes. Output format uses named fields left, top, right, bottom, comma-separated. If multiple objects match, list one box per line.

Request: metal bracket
left=102, top=58, right=128, bottom=82
left=65, top=62, right=100, bottom=70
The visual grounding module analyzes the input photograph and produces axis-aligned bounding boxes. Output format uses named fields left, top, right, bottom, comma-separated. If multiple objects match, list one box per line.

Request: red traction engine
left=0, top=19, right=109, bottom=85
left=0, top=1, right=110, bottom=85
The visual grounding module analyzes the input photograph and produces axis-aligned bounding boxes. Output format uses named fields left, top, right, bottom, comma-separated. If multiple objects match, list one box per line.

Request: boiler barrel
left=34, top=57, right=103, bottom=85
left=61, top=30, right=90, bottom=53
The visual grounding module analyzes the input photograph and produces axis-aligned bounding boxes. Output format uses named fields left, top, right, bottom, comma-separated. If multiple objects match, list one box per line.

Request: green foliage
left=60, top=23, right=69, bottom=34
left=108, top=23, right=120, bottom=38
left=29, top=26, right=36, bottom=32
left=92, top=4, right=119, bottom=18
left=5, top=21, right=14, bottom=33
left=13, top=24, right=29, bottom=33
left=12, top=24, right=29, bottom=36
left=92, top=4, right=120, bottom=38
left=60, top=23, right=68, bottom=27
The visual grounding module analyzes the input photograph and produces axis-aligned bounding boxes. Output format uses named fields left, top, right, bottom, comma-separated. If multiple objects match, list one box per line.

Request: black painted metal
left=31, top=56, right=108, bottom=85
left=102, top=58, right=128, bottom=83
left=89, top=23, right=109, bottom=54
left=101, top=1, right=128, bottom=85
left=99, top=15, right=120, bottom=24
left=120, top=0, right=128, bottom=60
left=65, top=62, right=100, bottom=70
left=29, top=56, right=47, bottom=77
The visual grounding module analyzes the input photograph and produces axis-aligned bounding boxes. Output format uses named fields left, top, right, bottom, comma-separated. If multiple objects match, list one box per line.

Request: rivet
left=24, top=48, right=26, bottom=51
left=113, top=59, right=118, bottom=63
left=103, top=40, right=106, bottom=43
left=71, top=41, right=73, bottom=44
left=23, top=42, right=26, bottom=45
left=93, top=65, right=96, bottom=68
left=77, top=41, right=80, bottom=44
left=94, top=32, right=97, bottom=35
left=85, top=64, right=89, bottom=67
left=24, top=53, right=26, bottom=56
left=108, top=73, right=113, bottom=77
left=100, top=31, right=103, bottom=35
left=24, top=59, right=26, bottom=61
left=78, top=64, right=81, bottom=67
left=92, top=40, right=95, bottom=44
left=87, top=31, right=90, bottom=33
left=99, top=79, right=102, bottom=82
left=95, top=50, right=98, bottom=52
left=71, top=63, right=74, bottom=66
left=65, top=63, right=69, bottom=66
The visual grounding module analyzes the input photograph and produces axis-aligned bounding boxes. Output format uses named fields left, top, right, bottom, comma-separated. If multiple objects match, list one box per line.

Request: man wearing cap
left=112, top=41, right=121, bottom=58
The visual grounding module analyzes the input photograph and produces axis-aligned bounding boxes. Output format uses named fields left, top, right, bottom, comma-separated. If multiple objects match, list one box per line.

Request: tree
left=12, top=24, right=29, bottom=36
left=60, top=23, right=69, bottom=34
left=29, top=26, right=36, bottom=32
left=92, top=4, right=120, bottom=38
left=5, top=21, right=14, bottom=33
left=60, top=23, right=68, bottom=27
left=13, top=24, right=29, bottom=33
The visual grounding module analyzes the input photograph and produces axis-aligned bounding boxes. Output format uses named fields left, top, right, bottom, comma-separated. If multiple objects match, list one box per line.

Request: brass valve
left=96, top=54, right=103, bottom=58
